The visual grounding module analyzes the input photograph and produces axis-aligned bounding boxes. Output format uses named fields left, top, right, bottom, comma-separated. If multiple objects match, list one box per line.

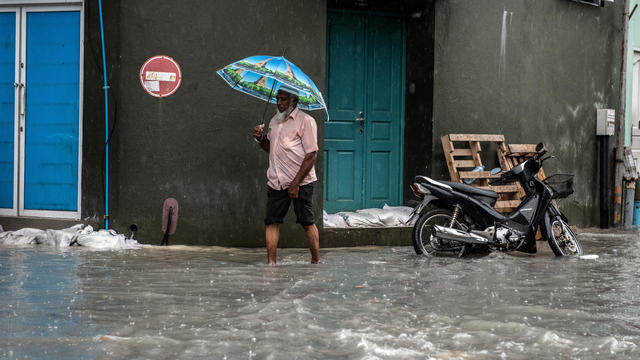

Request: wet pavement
left=1, top=231, right=640, bottom=359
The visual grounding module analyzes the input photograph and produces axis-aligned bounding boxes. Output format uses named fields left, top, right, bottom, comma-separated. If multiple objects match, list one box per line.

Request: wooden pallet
left=441, top=134, right=544, bottom=212
left=502, top=144, right=548, bottom=199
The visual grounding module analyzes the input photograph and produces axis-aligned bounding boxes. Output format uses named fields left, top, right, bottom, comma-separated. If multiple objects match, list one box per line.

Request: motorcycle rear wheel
left=547, top=218, right=583, bottom=256
left=412, top=208, right=465, bottom=256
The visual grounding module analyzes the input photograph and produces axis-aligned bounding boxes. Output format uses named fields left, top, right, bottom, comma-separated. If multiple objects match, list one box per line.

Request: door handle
left=356, top=111, right=365, bottom=134
left=19, top=84, right=25, bottom=132
left=19, top=84, right=25, bottom=116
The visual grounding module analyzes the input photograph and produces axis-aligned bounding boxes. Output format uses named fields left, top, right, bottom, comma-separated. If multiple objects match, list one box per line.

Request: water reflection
left=1, top=235, right=639, bottom=359
left=0, top=248, right=101, bottom=359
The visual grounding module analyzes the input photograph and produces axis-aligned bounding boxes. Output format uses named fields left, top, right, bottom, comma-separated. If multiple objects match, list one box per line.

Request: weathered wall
left=403, top=3, right=436, bottom=204
left=432, top=0, right=623, bottom=227
left=82, top=0, right=122, bottom=228
left=89, top=1, right=327, bottom=246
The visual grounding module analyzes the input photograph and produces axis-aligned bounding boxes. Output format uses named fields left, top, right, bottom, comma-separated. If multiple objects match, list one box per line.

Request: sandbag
left=76, top=228, right=144, bottom=250
left=0, top=227, right=45, bottom=246
left=42, top=224, right=85, bottom=247
left=323, top=210, right=347, bottom=228
left=337, top=211, right=385, bottom=227
left=356, top=208, right=403, bottom=226
left=382, top=204, right=416, bottom=225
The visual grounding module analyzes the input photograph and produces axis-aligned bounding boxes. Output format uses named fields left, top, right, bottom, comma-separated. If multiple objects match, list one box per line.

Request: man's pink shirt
left=266, top=108, right=318, bottom=190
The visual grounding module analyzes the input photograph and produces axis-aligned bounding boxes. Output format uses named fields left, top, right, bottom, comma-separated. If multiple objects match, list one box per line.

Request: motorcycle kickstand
left=457, top=245, right=467, bottom=258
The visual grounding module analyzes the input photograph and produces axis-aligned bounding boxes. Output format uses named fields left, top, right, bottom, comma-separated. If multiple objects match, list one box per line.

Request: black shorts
left=264, top=183, right=315, bottom=226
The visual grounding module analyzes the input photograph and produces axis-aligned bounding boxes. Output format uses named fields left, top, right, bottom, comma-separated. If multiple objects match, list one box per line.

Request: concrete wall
left=82, top=0, right=122, bottom=227
left=403, top=3, right=436, bottom=205
left=432, top=0, right=623, bottom=227
left=82, top=1, right=327, bottom=246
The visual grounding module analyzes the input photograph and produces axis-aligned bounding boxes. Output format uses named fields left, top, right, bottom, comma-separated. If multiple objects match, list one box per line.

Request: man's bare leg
left=266, top=224, right=280, bottom=265
left=303, top=224, right=320, bottom=263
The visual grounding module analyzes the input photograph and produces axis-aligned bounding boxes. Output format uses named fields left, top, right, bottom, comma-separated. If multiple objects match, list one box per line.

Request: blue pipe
left=98, top=0, right=109, bottom=229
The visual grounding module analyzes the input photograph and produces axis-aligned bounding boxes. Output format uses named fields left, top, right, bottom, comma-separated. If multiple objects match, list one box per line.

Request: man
left=252, top=85, right=319, bottom=265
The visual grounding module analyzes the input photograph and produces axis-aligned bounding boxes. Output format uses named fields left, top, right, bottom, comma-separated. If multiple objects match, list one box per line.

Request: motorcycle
left=407, top=143, right=582, bottom=257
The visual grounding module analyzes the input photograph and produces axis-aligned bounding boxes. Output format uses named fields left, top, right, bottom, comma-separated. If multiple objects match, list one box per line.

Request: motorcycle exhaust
left=432, top=225, right=490, bottom=245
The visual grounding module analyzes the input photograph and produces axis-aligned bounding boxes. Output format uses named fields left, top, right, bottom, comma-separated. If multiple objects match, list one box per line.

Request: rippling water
left=1, top=234, right=640, bottom=359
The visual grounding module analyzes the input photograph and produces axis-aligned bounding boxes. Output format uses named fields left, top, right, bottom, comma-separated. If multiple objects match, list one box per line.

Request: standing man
left=252, top=85, right=320, bottom=265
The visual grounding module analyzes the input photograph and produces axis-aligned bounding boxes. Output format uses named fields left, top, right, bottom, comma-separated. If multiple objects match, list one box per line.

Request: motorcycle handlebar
left=489, top=146, right=548, bottom=186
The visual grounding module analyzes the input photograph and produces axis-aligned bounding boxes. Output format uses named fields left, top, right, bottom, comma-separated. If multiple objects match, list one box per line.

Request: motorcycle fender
left=541, top=210, right=555, bottom=242
left=406, top=195, right=438, bottom=224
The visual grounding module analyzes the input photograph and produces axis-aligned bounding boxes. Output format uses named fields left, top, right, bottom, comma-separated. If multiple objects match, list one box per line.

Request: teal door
left=324, top=11, right=404, bottom=213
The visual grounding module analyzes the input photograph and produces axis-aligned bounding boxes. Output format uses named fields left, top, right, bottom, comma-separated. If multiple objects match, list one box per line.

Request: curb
left=577, top=230, right=639, bottom=240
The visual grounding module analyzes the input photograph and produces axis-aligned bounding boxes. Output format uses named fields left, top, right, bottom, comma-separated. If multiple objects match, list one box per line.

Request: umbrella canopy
left=217, top=55, right=328, bottom=116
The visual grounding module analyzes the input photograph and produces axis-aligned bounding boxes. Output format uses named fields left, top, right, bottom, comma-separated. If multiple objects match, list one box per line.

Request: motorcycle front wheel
left=412, top=208, right=465, bottom=256
left=547, top=218, right=583, bottom=256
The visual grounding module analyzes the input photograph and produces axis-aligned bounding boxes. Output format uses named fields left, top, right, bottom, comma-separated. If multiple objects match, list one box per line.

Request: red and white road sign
left=139, top=55, right=182, bottom=97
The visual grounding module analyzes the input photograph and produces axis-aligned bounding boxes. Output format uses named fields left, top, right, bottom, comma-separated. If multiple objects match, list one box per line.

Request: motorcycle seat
left=441, top=181, right=499, bottom=206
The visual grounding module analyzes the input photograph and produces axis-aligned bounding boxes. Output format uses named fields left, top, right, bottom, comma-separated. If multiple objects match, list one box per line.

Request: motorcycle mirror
left=535, top=143, right=544, bottom=152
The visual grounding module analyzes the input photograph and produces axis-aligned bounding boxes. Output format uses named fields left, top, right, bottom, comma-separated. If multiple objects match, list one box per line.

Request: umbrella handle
left=254, top=121, right=267, bottom=143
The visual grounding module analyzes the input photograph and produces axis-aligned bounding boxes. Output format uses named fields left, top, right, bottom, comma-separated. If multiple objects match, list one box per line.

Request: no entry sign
left=139, top=55, right=182, bottom=97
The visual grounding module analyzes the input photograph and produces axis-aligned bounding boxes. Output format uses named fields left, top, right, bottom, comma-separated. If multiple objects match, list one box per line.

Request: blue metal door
left=324, top=11, right=404, bottom=213
left=0, top=7, right=81, bottom=217
left=23, top=10, right=81, bottom=212
left=0, top=11, right=16, bottom=211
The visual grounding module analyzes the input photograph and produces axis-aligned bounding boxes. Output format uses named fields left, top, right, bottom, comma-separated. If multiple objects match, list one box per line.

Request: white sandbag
left=0, top=224, right=87, bottom=247
left=0, top=228, right=46, bottom=246
left=356, top=208, right=403, bottom=226
left=338, top=211, right=385, bottom=227
left=383, top=204, right=417, bottom=225
left=76, top=229, right=143, bottom=250
left=42, top=224, right=85, bottom=247
left=323, top=210, right=347, bottom=228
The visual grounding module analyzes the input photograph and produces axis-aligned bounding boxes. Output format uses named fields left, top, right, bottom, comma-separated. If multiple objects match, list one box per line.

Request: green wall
left=432, top=0, right=623, bottom=227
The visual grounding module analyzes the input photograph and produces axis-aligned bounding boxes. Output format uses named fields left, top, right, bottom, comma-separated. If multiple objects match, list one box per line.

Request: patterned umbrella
left=217, top=55, right=328, bottom=118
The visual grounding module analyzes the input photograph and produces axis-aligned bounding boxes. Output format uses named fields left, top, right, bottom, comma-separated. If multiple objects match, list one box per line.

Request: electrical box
left=570, top=0, right=614, bottom=7
left=596, top=109, right=615, bottom=136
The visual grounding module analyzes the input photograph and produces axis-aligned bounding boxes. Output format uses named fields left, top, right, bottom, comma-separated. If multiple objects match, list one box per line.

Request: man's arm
left=288, top=151, right=317, bottom=199
left=258, top=139, right=270, bottom=152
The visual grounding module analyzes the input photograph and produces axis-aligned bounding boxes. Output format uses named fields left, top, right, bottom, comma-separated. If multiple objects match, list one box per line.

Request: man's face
left=276, top=90, right=292, bottom=113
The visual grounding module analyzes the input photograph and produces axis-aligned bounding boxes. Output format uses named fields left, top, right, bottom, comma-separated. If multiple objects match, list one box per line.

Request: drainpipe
left=98, top=0, right=110, bottom=229
left=614, top=0, right=631, bottom=227
left=624, top=180, right=636, bottom=228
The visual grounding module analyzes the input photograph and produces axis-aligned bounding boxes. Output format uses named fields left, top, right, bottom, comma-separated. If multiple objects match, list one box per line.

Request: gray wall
left=432, top=0, right=623, bottom=227
left=82, top=0, right=122, bottom=227
left=404, top=3, right=436, bottom=205
left=83, top=1, right=327, bottom=246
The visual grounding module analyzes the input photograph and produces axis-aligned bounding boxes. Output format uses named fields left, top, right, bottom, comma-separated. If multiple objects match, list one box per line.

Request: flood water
left=1, top=234, right=640, bottom=359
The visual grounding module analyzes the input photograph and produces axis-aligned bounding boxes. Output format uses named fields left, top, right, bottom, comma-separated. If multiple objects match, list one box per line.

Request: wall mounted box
left=597, top=109, right=615, bottom=136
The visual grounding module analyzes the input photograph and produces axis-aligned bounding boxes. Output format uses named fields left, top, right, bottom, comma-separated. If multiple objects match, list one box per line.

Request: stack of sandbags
left=0, top=224, right=145, bottom=250
left=76, top=227, right=144, bottom=250
left=322, top=204, right=416, bottom=228
left=0, top=224, right=85, bottom=247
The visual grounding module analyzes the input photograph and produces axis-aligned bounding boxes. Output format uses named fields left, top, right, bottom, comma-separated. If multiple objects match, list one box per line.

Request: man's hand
left=253, top=124, right=265, bottom=139
left=288, top=183, right=300, bottom=199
